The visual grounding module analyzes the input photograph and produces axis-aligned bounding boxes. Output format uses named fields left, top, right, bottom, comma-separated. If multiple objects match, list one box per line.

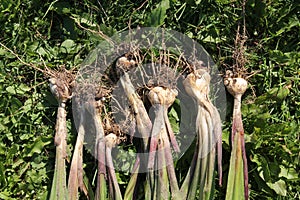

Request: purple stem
left=164, top=111, right=180, bottom=153
left=241, top=129, right=249, bottom=200
left=148, top=105, right=164, bottom=169
left=132, top=155, right=140, bottom=174
left=217, top=139, right=223, bottom=186
left=95, top=139, right=107, bottom=200
left=164, top=141, right=180, bottom=194
left=98, top=139, right=107, bottom=176
left=148, top=133, right=158, bottom=169
left=106, top=146, right=122, bottom=199
left=233, top=94, right=249, bottom=200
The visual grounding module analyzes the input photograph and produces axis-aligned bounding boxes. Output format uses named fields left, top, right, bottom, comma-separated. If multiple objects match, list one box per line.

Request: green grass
left=0, top=0, right=299, bottom=199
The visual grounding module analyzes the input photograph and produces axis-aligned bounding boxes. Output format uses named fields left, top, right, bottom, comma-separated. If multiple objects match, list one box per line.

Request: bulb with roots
left=224, top=77, right=247, bottom=97
left=224, top=70, right=248, bottom=96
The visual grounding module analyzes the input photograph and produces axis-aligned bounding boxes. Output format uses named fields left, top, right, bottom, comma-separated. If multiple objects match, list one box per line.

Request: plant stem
left=225, top=132, right=244, bottom=200
left=156, top=137, right=170, bottom=200
left=147, top=87, right=180, bottom=199
left=106, top=144, right=123, bottom=200
left=50, top=104, right=68, bottom=200
left=224, top=76, right=248, bottom=200
left=232, top=94, right=249, bottom=200
left=124, top=156, right=140, bottom=200
left=118, top=71, right=153, bottom=198
left=94, top=103, right=107, bottom=200
left=49, top=75, right=72, bottom=200
left=96, top=139, right=107, bottom=200
left=68, top=107, right=85, bottom=200
left=119, top=72, right=151, bottom=148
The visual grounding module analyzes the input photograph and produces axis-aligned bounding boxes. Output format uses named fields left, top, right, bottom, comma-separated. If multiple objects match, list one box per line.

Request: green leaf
left=37, top=46, right=49, bottom=57
left=16, top=83, right=31, bottom=95
left=279, top=166, right=298, bottom=180
left=146, top=0, right=170, bottom=27
left=0, top=48, right=7, bottom=56
left=222, top=129, right=230, bottom=146
left=168, top=107, right=179, bottom=121
left=169, top=117, right=179, bottom=133
left=215, top=0, right=232, bottom=4
left=0, top=192, right=11, bottom=200
left=202, top=35, right=225, bottom=44
left=60, top=39, right=76, bottom=53
left=266, top=180, right=287, bottom=196
left=52, top=1, right=71, bottom=14
left=31, top=161, right=46, bottom=169
left=276, top=87, right=289, bottom=100
left=24, top=137, right=51, bottom=157
left=0, top=162, right=6, bottom=187
left=6, top=86, right=16, bottom=95
left=10, top=97, right=22, bottom=112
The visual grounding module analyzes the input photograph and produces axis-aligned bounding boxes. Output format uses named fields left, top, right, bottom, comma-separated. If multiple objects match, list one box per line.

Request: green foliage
left=0, top=0, right=299, bottom=199
left=145, top=0, right=170, bottom=27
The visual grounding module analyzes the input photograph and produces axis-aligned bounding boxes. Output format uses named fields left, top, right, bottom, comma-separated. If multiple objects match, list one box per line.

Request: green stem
left=187, top=106, right=206, bottom=200
left=203, top=108, right=215, bottom=200
left=92, top=101, right=107, bottom=200
left=95, top=139, right=107, bottom=200
left=232, top=94, right=248, bottom=200
left=50, top=105, right=68, bottom=200
left=124, top=156, right=140, bottom=200
left=225, top=132, right=244, bottom=200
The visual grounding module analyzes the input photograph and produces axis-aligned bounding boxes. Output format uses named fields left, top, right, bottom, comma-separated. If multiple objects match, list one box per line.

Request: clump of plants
left=49, top=68, right=74, bottom=200
left=182, top=67, right=222, bottom=200
left=223, top=1, right=251, bottom=199
left=47, top=33, right=224, bottom=199
left=1, top=0, right=299, bottom=199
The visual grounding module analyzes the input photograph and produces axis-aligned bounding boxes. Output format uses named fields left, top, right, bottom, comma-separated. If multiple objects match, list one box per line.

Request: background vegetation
left=0, top=0, right=299, bottom=199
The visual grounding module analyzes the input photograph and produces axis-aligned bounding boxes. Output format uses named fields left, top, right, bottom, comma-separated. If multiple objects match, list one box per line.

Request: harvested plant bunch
left=115, top=55, right=153, bottom=199
left=224, top=70, right=249, bottom=200
left=181, top=68, right=222, bottom=200
left=146, top=86, right=181, bottom=200
left=68, top=82, right=97, bottom=200
left=116, top=56, right=152, bottom=149
left=49, top=69, right=74, bottom=200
